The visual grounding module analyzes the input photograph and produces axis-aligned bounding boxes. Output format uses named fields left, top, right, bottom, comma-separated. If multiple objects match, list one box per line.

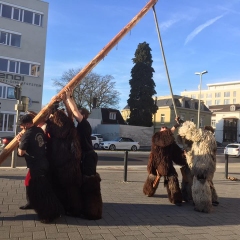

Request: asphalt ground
left=0, top=162, right=240, bottom=240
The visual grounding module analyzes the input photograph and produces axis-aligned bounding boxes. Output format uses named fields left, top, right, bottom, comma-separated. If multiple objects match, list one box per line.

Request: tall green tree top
left=127, top=42, right=157, bottom=127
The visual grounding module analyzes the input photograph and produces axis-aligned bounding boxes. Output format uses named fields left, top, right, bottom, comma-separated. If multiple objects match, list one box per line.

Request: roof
left=207, top=81, right=240, bottom=87
left=209, top=104, right=240, bottom=113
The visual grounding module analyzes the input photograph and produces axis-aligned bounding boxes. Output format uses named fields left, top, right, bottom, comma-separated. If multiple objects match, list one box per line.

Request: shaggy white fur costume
left=177, top=121, right=218, bottom=213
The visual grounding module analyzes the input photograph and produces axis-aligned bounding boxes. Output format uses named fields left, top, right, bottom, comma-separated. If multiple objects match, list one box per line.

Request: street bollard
left=225, top=154, right=228, bottom=179
left=123, top=151, right=128, bottom=182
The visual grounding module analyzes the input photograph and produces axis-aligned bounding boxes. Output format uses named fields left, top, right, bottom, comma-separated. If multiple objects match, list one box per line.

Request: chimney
left=93, top=97, right=97, bottom=109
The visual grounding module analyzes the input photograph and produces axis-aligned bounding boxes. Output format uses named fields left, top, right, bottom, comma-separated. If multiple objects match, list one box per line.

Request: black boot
left=19, top=186, right=32, bottom=210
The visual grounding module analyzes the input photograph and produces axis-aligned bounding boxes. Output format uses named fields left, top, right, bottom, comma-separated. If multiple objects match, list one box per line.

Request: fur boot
left=81, top=173, right=102, bottom=220
left=165, top=175, right=182, bottom=205
left=143, top=174, right=161, bottom=197
left=180, top=165, right=193, bottom=202
left=192, top=176, right=212, bottom=213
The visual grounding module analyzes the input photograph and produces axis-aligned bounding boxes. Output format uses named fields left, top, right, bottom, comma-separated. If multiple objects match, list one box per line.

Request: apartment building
left=121, top=95, right=212, bottom=133
left=181, top=81, right=240, bottom=107
left=0, top=0, right=48, bottom=137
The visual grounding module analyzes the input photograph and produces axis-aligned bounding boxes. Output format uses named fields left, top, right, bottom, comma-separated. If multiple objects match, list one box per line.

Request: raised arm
left=64, top=87, right=83, bottom=123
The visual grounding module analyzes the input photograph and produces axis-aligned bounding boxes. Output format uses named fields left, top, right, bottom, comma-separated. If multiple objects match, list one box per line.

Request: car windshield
left=227, top=145, right=239, bottom=148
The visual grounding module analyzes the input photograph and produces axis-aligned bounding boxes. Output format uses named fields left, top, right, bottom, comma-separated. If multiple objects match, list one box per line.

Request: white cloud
left=185, top=14, right=224, bottom=45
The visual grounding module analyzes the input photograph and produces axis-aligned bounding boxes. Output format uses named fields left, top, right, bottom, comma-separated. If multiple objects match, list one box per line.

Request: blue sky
left=43, top=0, right=240, bottom=110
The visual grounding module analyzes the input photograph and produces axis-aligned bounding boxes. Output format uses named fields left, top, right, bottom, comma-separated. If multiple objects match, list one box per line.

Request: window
left=13, top=8, right=21, bottom=20
left=0, top=30, right=21, bottom=47
left=0, top=3, right=43, bottom=26
left=0, top=85, right=16, bottom=99
left=10, top=33, right=21, bottom=47
left=34, top=13, right=41, bottom=25
left=1, top=4, right=12, bottom=18
left=215, top=100, right=220, bottom=105
left=0, top=57, right=40, bottom=76
left=233, top=99, right=236, bottom=104
left=191, top=117, right=194, bottom=122
left=206, top=93, right=212, bottom=98
left=0, top=58, right=8, bottom=71
left=109, top=112, right=116, bottom=120
left=23, top=10, right=33, bottom=24
left=224, top=99, right=230, bottom=104
left=191, top=94, right=196, bottom=99
left=206, top=100, right=212, bottom=106
left=0, top=113, right=15, bottom=132
left=211, top=119, right=216, bottom=127
left=160, top=114, right=165, bottom=123
left=224, top=92, right=230, bottom=97
left=0, top=31, right=7, bottom=44
left=31, top=65, right=40, bottom=76
left=7, top=87, right=15, bottom=99
left=20, top=62, right=29, bottom=75
left=233, top=91, right=236, bottom=97
left=215, top=92, right=221, bottom=98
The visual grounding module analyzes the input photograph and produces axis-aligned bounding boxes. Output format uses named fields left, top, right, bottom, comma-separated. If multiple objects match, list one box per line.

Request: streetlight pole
left=195, top=70, right=208, bottom=128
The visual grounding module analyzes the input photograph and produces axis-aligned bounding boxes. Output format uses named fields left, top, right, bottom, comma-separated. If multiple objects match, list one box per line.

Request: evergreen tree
left=127, top=42, right=157, bottom=127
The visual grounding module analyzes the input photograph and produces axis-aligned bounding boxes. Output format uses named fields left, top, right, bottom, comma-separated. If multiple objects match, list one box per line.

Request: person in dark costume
left=45, top=106, right=83, bottom=217
left=17, top=114, right=64, bottom=223
left=60, top=87, right=102, bottom=220
left=19, top=110, right=48, bottom=210
left=143, top=121, right=187, bottom=206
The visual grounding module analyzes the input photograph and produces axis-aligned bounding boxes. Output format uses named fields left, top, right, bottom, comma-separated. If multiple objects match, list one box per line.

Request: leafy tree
left=52, top=68, right=120, bottom=111
left=127, top=42, right=157, bottom=127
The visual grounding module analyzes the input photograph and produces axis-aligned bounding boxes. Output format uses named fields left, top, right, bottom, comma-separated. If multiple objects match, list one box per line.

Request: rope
left=152, top=5, right=178, bottom=118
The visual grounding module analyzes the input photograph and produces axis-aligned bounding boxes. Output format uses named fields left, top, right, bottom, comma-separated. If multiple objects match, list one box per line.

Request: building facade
left=209, top=104, right=240, bottom=145
left=0, top=0, right=48, bottom=137
left=121, top=95, right=212, bottom=133
left=181, top=81, right=240, bottom=107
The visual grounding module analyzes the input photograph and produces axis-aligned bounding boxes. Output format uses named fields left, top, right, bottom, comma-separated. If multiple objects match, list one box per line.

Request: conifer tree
left=127, top=42, right=157, bottom=127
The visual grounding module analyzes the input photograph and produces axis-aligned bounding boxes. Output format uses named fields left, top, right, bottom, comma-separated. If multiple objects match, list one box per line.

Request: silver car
left=224, top=143, right=240, bottom=157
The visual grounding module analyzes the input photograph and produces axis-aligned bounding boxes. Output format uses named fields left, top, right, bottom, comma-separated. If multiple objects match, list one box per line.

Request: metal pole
left=225, top=154, right=228, bottom=179
left=152, top=6, right=177, bottom=118
left=197, top=74, right=202, bottom=128
left=123, top=151, right=128, bottom=182
left=11, top=85, right=22, bottom=168
left=11, top=100, right=20, bottom=168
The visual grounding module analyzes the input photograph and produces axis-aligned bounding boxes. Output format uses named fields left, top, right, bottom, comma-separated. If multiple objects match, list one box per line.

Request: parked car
left=91, top=135, right=101, bottom=149
left=99, top=137, right=140, bottom=151
left=0, top=135, right=14, bottom=152
left=91, top=134, right=103, bottom=142
left=224, top=143, right=240, bottom=157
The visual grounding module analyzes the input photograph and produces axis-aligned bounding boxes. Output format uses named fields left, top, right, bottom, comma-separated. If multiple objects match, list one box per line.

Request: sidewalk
left=0, top=164, right=239, bottom=240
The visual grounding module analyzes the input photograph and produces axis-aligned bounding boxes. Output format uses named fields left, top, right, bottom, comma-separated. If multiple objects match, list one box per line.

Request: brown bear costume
left=143, top=129, right=187, bottom=205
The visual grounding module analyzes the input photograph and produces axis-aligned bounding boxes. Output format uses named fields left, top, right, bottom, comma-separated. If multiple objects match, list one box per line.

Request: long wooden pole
left=0, top=0, right=158, bottom=164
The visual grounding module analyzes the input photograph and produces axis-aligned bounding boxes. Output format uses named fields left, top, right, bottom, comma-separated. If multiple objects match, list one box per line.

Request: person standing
left=17, top=114, right=63, bottom=223
left=60, top=87, right=102, bottom=220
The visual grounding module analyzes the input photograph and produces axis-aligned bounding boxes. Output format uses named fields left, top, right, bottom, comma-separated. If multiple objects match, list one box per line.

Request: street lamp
left=195, top=70, right=208, bottom=128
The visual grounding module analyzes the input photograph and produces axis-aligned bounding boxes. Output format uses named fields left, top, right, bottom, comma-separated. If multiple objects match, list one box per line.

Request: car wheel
left=94, top=143, right=99, bottom=149
left=109, top=144, right=116, bottom=151
left=131, top=145, right=137, bottom=151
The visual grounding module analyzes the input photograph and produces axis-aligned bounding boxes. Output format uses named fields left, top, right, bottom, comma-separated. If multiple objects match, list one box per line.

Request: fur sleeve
left=171, top=143, right=187, bottom=166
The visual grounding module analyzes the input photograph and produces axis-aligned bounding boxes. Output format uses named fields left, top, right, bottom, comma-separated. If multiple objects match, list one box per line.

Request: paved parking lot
left=0, top=163, right=239, bottom=240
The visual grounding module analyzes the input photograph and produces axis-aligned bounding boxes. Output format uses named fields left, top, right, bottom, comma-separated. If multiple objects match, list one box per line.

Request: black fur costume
left=143, top=129, right=187, bottom=205
left=46, top=110, right=102, bottom=220
left=46, top=110, right=83, bottom=217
